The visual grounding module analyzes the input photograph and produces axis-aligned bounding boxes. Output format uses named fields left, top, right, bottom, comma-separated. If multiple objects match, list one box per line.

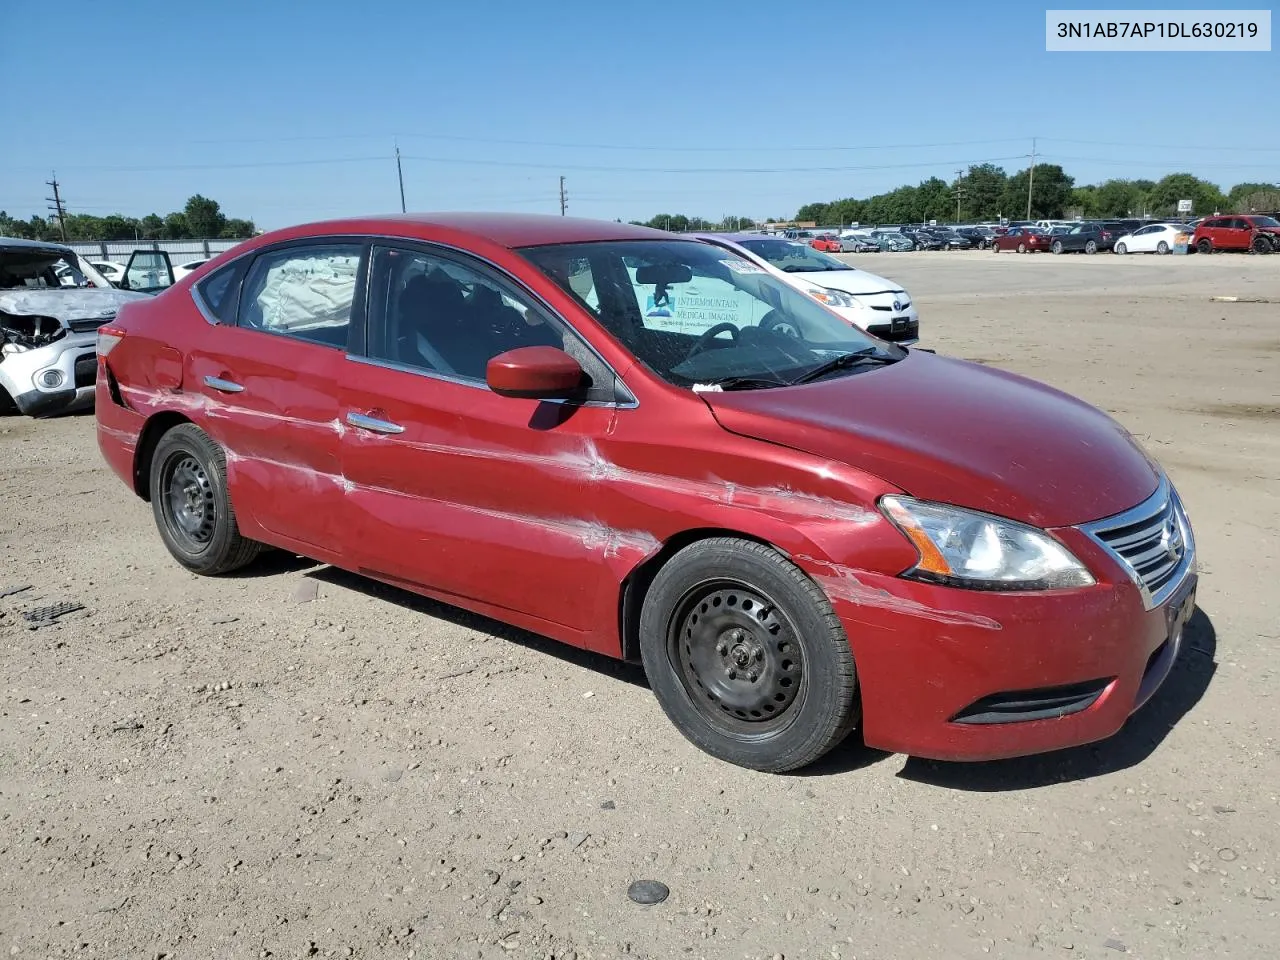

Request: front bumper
left=834, top=303, right=920, bottom=345
left=812, top=529, right=1198, bottom=761
left=0, top=332, right=98, bottom=417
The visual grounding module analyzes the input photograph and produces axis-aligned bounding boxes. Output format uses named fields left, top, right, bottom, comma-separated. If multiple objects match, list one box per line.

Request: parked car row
left=780, top=214, right=1280, bottom=257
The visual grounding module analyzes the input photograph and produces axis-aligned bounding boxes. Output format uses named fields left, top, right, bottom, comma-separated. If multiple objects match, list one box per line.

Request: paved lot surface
left=2, top=250, right=1279, bottom=960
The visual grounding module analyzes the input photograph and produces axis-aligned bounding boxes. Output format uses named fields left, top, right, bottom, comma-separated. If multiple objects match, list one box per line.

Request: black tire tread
left=150, top=423, right=260, bottom=575
left=639, top=537, right=859, bottom=773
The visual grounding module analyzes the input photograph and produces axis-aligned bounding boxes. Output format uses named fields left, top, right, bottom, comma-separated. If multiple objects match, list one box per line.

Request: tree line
left=797, top=166, right=1279, bottom=226
left=635, top=168, right=1279, bottom=230
left=0, top=195, right=256, bottom=242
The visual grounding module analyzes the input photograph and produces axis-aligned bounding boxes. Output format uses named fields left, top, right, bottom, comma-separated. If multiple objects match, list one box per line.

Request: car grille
left=1080, top=475, right=1194, bottom=611
left=951, top=678, right=1110, bottom=724
left=74, top=352, right=98, bottom=388
left=68, top=316, right=112, bottom=333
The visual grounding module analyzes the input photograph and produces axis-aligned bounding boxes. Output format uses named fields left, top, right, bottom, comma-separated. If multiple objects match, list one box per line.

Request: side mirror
left=486, top=346, right=585, bottom=400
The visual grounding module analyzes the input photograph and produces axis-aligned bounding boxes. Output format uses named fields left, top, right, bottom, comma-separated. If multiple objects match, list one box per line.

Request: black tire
left=1156, top=241, right=1170, bottom=255
left=1251, top=235, right=1271, bottom=255
left=0, top=386, right=17, bottom=416
left=638, top=538, right=859, bottom=773
left=1085, top=240, right=1098, bottom=254
left=149, top=423, right=261, bottom=575
left=1051, top=240, right=1063, bottom=255
left=1197, top=238, right=1213, bottom=254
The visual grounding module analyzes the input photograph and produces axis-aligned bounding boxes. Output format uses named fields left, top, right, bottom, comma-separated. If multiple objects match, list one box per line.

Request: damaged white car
left=1, top=238, right=172, bottom=417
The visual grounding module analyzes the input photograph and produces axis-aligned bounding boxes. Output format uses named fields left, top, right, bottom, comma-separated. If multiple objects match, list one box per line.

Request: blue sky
left=1, top=0, right=1275, bottom=229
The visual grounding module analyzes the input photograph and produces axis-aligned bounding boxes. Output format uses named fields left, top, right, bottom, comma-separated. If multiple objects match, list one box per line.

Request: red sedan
left=990, top=226, right=1052, bottom=253
left=96, top=214, right=1197, bottom=772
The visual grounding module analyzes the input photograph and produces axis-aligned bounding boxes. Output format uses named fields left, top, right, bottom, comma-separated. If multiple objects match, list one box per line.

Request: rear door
left=187, top=240, right=367, bottom=552
left=337, top=242, right=626, bottom=638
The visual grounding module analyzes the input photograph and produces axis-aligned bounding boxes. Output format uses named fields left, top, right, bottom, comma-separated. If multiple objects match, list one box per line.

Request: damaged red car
left=96, top=214, right=1198, bottom=772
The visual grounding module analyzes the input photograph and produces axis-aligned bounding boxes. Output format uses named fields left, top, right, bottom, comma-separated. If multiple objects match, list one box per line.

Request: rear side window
left=238, top=244, right=364, bottom=349
left=195, top=261, right=245, bottom=323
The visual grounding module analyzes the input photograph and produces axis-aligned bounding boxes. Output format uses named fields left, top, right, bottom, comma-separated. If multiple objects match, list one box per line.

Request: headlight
left=806, top=287, right=859, bottom=309
left=879, top=496, right=1095, bottom=591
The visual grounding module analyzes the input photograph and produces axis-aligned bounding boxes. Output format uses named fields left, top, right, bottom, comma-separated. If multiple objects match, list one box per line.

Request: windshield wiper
left=790, top=348, right=895, bottom=385
left=693, top=374, right=791, bottom=392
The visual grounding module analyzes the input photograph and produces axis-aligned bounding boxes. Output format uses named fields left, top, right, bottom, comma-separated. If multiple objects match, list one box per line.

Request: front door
left=337, top=243, right=625, bottom=640
left=187, top=241, right=366, bottom=552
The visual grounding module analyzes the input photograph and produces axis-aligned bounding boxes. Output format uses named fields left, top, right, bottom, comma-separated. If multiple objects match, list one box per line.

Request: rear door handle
left=346, top=411, right=404, bottom=435
left=204, top=375, right=244, bottom=393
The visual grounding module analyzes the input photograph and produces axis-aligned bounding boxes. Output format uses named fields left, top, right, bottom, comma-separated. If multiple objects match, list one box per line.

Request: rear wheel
left=1017, top=243, right=1026, bottom=254
left=149, top=423, right=261, bottom=575
left=991, top=243, right=1001, bottom=253
left=1197, top=238, right=1213, bottom=254
left=1156, top=241, right=1170, bottom=255
left=638, top=538, right=859, bottom=773
left=1115, top=242, right=1128, bottom=255
left=1085, top=240, right=1098, bottom=254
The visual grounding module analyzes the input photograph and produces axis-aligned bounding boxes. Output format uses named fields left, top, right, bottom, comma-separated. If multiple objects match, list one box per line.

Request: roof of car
left=0, top=235, right=75, bottom=256
left=269, top=213, right=671, bottom=248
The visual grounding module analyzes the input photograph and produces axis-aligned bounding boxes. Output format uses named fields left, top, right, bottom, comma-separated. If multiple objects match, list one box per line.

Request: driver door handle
left=204, top=375, right=244, bottom=393
left=346, top=411, right=405, bottom=435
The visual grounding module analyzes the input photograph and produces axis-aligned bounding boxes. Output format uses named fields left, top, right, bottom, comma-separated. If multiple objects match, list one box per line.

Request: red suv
left=1193, top=215, right=1280, bottom=254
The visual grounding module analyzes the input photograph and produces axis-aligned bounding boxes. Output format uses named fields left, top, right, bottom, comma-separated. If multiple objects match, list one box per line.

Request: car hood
left=0, top=288, right=150, bottom=325
left=702, top=350, right=1159, bottom=528
left=784, top=268, right=904, bottom=296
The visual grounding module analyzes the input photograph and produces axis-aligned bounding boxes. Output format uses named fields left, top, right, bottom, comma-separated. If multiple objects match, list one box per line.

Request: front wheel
left=1051, top=240, right=1063, bottom=254
left=1251, top=236, right=1272, bottom=255
left=149, top=423, right=261, bottom=575
left=1115, top=242, right=1128, bottom=255
left=1157, top=241, right=1170, bottom=255
left=639, top=538, right=859, bottom=773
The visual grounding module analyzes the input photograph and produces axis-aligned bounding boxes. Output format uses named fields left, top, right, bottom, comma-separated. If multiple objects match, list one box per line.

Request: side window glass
left=367, top=246, right=618, bottom=403
left=239, top=244, right=362, bottom=349
left=195, top=260, right=245, bottom=323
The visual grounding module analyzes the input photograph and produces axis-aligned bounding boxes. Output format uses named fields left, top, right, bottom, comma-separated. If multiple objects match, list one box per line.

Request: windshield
left=1252, top=216, right=1280, bottom=228
left=519, top=239, right=898, bottom=390
left=734, top=237, right=853, bottom=273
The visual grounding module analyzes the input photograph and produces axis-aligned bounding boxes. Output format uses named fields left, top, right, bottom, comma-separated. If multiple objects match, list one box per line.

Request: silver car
left=1, top=239, right=171, bottom=417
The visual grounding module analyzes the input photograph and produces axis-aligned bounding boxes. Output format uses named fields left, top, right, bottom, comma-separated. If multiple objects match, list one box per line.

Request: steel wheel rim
left=162, top=452, right=216, bottom=549
left=667, top=580, right=804, bottom=738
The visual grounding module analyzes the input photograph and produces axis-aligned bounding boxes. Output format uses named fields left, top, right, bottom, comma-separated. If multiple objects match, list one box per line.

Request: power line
left=45, top=173, right=67, bottom=240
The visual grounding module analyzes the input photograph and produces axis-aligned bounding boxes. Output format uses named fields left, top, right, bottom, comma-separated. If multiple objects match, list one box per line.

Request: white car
left=690, top=233, right=919, bottom=344
left=1113, top=223, right=1192, bottom=255
left=173, top=257, right=211, bottom=280
left=89, top=261, right=126, bottom=285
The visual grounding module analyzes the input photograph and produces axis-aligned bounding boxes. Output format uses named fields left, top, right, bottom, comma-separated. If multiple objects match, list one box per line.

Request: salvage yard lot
left=2, top=251, right=1278, bottom=960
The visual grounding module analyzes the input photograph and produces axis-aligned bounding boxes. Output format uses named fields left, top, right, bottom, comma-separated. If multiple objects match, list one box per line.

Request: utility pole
left=46, top=172, right=67, bottom=240
left=395, top=142, right=406, bottom=213
left=559, top=176, right=567, bottom=216
left=1026, top=137, right=1036, bottom=220
left=954, top=167, right=966, bottom=223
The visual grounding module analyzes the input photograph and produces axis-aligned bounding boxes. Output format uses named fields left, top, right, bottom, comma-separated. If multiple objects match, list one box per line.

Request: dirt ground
left=2, top=250, right=1278, bottom=960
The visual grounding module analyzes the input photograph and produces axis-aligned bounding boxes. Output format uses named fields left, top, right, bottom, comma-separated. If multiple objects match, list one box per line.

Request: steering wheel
left=687, top=321, right=741, bottom=357
left=759, top=310, right=801, bottom=338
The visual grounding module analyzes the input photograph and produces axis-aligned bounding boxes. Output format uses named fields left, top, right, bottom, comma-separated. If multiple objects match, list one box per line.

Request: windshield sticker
left=720, top=259, right=766, bottom=274
left=691, top=383, right=725, bottom=392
